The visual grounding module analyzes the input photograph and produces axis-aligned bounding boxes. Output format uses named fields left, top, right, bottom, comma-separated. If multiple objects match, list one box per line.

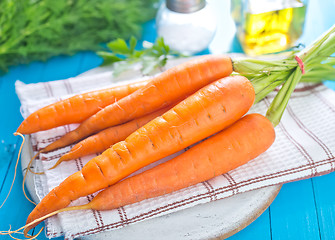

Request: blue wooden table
left=0, top=0, right=334, bottom=239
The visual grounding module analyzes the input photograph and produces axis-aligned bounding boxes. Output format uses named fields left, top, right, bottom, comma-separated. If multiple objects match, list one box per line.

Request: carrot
left=24, top=75, right=254, bottom=233
left=17, top=79, right=149, bottom=134
left=89, top=114, right=275, bottom=210
left=40, top=55, right=233, bottom=153
left=19, top=113, right=274, bottom=237
left=50, top=107, right=172, bottom=170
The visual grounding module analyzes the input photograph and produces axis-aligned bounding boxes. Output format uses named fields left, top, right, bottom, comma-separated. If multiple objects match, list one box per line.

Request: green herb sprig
left=0, top=0, right=158, bottom=73
left=98, top=37, right=183, bottom=75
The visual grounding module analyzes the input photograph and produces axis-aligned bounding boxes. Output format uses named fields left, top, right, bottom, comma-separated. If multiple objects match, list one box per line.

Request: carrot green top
left=233, top=24, right=335, bottom=126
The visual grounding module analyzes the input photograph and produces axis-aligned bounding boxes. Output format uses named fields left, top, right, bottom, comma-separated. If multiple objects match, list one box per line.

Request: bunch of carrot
left=6, top=55, right=272, bottom=238
left=3, top=24, right=335, bottom=239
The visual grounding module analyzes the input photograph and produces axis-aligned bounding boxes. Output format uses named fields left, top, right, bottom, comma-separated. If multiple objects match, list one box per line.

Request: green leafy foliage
left=0, top=0, right=158, bottom=73
left=98, top=37, right=183, bottom=75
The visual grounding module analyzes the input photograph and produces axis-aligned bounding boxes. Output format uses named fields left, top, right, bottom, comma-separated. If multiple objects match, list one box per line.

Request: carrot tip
left=27, top=168, right=45, bottom=175
left=23, top=205, right=90, bottom=238
left=0, top=224, right=43, bottom=240
left=13, top=132, right=23, bottom=137
left=48, top=158, right=64, bottom=170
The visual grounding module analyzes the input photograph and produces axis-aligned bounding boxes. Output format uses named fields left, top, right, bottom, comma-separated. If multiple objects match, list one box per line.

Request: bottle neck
left=166, top=0, right=206, bottom=13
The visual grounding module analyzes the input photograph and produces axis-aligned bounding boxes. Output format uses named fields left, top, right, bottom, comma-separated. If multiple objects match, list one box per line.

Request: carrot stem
left=234, top=24, right=335, bottom=125
left=266, top=69, right=302, bottom=126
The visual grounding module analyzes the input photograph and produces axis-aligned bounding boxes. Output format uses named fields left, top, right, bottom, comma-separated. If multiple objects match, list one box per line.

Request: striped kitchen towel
left=15, top=58, right=335, bottom=240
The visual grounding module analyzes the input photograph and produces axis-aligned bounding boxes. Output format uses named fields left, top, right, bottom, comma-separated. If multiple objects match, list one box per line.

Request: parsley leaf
left=98, top=37, right=183, bottom=75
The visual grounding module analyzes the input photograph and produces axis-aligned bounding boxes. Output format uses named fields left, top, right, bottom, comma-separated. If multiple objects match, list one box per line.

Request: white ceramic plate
left=20, top=60, right=281, bottom=239
left=21, top=131, right=280, bottom=240
left=21, top=139, right=280, bottom=239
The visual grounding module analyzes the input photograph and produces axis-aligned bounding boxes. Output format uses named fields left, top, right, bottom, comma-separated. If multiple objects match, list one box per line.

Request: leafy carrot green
left=233, top=24, right=335, bottom=126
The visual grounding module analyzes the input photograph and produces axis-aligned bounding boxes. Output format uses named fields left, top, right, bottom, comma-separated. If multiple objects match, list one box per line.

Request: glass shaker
left=156, top=0, right=217, bottom=55
left=231, top=0, right=308, bottom=55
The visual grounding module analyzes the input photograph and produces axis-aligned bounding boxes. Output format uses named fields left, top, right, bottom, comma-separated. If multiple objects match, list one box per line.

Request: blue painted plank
left=0, top=67, right=28, bottom=144
left=14, top=61, right=46, bottom=84
left=0, top=139, right=35, bottom=234
left=78, top=51, right=103, bottom=75
left=270, top=179, right=320, bottom=240
left=142, top=19, right=157, bottom=43
left=0, top=60, right=47, bottom=237
left=41, top=54, right=85, bottom=82
left=324, top=81, right=335, bottom=91
left=0, top=143, right=16, bottom=197
left=0, top=140, right=63, bottom=240
left=227, top=209, right=271, bottom=240
left=298, top=2, right=335, bottom=238
left=312, top=51, right=335, bottom=240
left=0, top=59, right=60, bottom=239
left=0, top=60, right=48, bottom=144
left=311, top=173, right=335, bottom=240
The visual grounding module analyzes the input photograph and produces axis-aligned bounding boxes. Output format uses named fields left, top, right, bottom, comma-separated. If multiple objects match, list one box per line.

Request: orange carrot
left=17, top=79, right=149, bottom=134
left=20, top=113, right=274, bottom=237
left=50, top=107, right=172, bottom=169
left=40, top=55, right=233, bottom=153
left=24, top=75, right=254, bottom=233
left=90, top=113, right=275, bottom=210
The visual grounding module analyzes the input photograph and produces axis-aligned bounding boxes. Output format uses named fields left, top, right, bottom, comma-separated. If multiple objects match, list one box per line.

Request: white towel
left=15, top=58, right=335, bottom=240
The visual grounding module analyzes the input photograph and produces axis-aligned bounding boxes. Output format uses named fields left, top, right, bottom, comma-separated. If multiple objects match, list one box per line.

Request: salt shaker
left=156, top=0, right=217, bottom=55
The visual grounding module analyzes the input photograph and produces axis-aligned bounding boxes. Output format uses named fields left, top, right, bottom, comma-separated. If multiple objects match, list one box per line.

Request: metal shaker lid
left=166, top=0, right=206, bottom=13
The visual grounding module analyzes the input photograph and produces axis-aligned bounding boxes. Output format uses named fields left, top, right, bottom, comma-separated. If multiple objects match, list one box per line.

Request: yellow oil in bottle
left=232, top=0, right=307, bottom=55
